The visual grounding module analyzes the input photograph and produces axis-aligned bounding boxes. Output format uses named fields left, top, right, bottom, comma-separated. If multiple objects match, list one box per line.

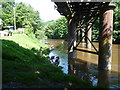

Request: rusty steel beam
left=76, top=3, right=109, bottom=29
left=98, top=4, right=116, bottom=71
left=76, top=14, right=98, bottom=47
left=78, top=11, right=99, bottom=30
left=75, top=48, right=98, bottom=55
left=86, top=36, right=98, bottom=53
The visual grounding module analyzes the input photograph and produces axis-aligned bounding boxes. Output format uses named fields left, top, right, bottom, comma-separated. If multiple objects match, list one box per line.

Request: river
left=41, top=39, right=120, bottom=88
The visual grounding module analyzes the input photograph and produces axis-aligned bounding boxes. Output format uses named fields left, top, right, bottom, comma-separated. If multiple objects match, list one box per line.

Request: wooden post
left=99, top=4, right=116, bottom=70
left=86, top=23, right=92, bottom=48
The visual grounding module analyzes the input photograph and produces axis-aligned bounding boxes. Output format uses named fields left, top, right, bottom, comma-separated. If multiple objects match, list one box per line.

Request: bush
left=24, top=26, right=33, bottom=35
left=35, top=30, right=47, bottom=40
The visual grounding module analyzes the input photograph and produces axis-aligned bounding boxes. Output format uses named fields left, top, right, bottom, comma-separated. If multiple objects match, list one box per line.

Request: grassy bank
left=1, top=35, right=94, bottom=88
left=1, top=35, right=49, bottom=56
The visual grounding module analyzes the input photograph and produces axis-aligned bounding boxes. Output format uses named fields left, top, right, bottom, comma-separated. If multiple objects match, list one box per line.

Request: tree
left=1, top=1, right=15, bottom=26
left=15, top=2, right=45, bottom=39
left=16, top=2, right=42, bottom=33
left=44, top=17, right=68, bottom=39
left=113, top=2, right=120, bottom=43
left=35, top=30, right=47, bottom=40
left=92, top=18, right=99, bottom=42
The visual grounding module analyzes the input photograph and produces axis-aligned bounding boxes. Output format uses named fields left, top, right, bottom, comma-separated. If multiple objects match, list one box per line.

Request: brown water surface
left=69, top=42, right=120, bottom=88
left=46, top=39, right=120, bottom=88
left=76, top=42, right=120, bottom=73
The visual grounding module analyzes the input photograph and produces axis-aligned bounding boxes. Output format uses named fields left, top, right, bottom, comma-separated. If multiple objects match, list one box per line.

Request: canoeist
left=54, top=56, right=60, bottom=66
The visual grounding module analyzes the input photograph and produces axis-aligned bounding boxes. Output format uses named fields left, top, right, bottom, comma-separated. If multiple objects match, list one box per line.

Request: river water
left=41, top=39, right=120, bottom=88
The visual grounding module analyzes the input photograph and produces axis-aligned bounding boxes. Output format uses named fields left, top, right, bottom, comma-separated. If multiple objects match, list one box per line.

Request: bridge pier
left=77, top=29, right=80, bottom=41
left=86, top=23, right=92, bottom=48
left=82, top=28, right=85, bottom=42
left=98, top=70, right=110, bottom=88
left=98, top=4, right=116, bottom=71
left=68, top=18, right=76, bottom=52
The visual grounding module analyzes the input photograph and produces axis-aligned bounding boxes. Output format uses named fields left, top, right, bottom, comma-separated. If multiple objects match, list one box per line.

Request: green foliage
left=1, top=1, right=45, bottom=40
left=43, top=20, right=54, bottom=26
left=0, top=1, right=15, bottom=26
left=15, top=2, right=42, bottom=34
left=35, top=30, right=47, bottom=40
left=24, top=25, right=33, bottom=35
left=44, top=17, right=68, bottom=39
left=15, top=2, right=46, bottom=40
left=113, top=2, right=120, bottom=43
left=92, top=19, right=99, bottom=42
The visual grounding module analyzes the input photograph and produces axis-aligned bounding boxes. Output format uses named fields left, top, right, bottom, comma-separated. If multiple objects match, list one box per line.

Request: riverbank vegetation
left=1, top=1, right=120, bottom=43
left=1, top=35, right=94, bottom=88
left=44, top=17, right=68, bottom=39
left=1, top=1, right=47, bottom=40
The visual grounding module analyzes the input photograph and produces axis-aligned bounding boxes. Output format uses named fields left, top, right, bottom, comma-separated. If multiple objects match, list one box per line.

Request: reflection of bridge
left=53, top=1, right=116, bottom=71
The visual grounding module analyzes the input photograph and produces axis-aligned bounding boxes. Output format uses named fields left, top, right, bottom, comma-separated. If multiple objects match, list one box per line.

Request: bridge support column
left=68, top=18, right=76, bottom=52
left=98, top=70, right=110, bottom=88
left=98, top=4, right=116, bottom=70
left=77, top=30, right=80, bottom=41
left=86, top=23, right=92, bottom=48
left=82, top=28, right=85, bottom=42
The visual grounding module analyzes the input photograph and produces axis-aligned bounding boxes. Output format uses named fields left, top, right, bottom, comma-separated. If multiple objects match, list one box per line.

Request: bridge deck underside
left=55, top=2, right=110, bottom=26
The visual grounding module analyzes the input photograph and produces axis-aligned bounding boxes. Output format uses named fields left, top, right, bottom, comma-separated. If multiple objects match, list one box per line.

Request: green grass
left=1, top=35, right=94, bottom=88
left=1, top=35, right=50, bottom=55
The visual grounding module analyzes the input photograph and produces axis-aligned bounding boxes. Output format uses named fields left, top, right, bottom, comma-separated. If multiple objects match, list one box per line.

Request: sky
left=16, top=0, right=62, bottom=22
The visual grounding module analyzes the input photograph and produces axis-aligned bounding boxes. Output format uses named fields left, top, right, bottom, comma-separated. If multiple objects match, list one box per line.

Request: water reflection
left=68, top=57, right=120, bottom=88
left=68, top=57, right=98, bottom=86
left=98, top=70, right=110, bottom=88
left=46, top=39, right=120, bottom=88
